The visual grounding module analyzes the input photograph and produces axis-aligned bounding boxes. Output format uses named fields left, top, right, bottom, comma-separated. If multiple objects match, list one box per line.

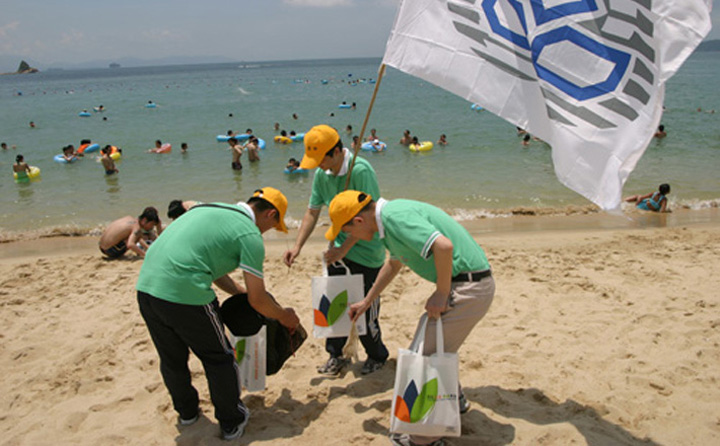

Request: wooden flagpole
left=343, top=63, right=387, bottom=191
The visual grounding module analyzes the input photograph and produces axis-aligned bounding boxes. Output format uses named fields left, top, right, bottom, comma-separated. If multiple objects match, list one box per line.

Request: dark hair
left=81, top=139, right=91, bottom=145
left=16, top=155, right=24, bottom=162
left=247, top=195, right=278, bottom=215
left=280, top=130, right=287, bottom=136
left=167, top=200, right=186, bottom=219
left=139, top=206, right=160, bottom=223
left=659, top=183, right=671, bottom=195
left=523, top=134, right=531, bottom=141
left=228, top=137, right=237, bottom=144
left=101, top=145, right=111, bottom=154
left=155, top=139, right=162, bottom=145
left=658, top=125, right=665, bottom=131
left=246, top=128, right=252, bottom=133
left=325, top=139, right=343, bottom=158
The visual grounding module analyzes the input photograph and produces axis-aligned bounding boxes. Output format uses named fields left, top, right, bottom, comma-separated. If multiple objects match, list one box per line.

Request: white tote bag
left=390, top=315, right=461, bottom=437
left=229, top=325, right=266, bottom=392
left=311, top=259, right=367, bottom=338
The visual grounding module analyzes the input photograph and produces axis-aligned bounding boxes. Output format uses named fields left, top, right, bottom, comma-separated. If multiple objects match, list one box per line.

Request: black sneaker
left=317, top=356, right=349, bottom=376
left=361, top=357, right=386, bottom=375
left=221, top=404, right=250, bottom=441
left=178, top=409, right=200, bottom=426
left=459, top=391, right=470, bottom=414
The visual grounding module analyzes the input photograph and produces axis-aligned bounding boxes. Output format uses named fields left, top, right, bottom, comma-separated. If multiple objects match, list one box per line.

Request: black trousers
left=325, top=258, right=389, bottom=362
left=137, top=291, right=244, bottom=430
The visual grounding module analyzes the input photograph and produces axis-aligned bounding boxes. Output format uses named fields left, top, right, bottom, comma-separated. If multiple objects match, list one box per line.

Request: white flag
left=383, top=0, right=712, bottom=209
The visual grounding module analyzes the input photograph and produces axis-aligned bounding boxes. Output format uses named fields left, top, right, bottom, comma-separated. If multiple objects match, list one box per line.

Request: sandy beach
left=1, top=213, right=719, bottom=445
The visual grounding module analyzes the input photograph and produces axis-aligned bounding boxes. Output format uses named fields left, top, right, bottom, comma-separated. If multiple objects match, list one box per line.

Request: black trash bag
left=220, top=293, right=306, bottom=375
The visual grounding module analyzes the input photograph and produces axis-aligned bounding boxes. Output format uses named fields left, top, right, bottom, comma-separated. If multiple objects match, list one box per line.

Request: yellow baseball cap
left=252, top=187, right=288, bottom=233
left=325, top=190, right=372, bottom=241
left=300, top=124, right=340, bottom=170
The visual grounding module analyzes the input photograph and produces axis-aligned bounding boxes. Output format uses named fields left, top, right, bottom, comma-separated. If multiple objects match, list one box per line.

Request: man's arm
left=425, top=235, right=454, bottom=319
left=324, top=233, right=359, bottom=264
left=349, top=258, right=403, bottom=321
left=126, top=225, right=146, bottom=257
left=213, top=274, right=246, bottom=295
left=244, top=272, right=299, bottom=330
left=282, top=207, right=321, bottom=266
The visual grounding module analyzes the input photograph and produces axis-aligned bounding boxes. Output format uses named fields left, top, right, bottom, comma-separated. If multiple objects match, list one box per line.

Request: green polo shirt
left=136, top=203, right=265, bottom=305
left=377, top=198, right=490, bottom=283
left=309, top=149, right=385, bottom=268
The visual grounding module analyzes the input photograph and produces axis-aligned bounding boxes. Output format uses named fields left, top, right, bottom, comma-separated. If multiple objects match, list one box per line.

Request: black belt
left=452, top=270, right=492, bottom=282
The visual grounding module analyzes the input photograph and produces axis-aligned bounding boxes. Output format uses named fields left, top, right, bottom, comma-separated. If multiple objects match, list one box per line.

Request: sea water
left=1, top=55, right=718, bottom=238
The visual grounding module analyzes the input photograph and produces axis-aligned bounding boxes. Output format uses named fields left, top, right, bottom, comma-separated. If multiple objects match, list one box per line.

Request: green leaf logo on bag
left=314, top=290, right=348, bottom=327
left=394, top=378, right=438, bottom=423
left=234, top=339, right=247, bottom=364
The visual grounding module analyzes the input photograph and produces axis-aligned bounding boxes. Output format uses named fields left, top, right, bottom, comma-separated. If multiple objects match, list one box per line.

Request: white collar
left=325, top=147, right=351, bottom=176
left=376, top=198, right=387, bottom=239
left=235, top=201, right=257, bottom=224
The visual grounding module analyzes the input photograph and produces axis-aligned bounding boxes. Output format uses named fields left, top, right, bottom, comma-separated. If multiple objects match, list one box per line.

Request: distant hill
left=697, top=40, right=720, bottom=52
left=0, top=59, right=38, bottom=75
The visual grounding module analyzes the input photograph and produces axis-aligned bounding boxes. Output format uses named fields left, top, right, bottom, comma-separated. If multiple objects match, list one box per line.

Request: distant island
left=109, top=63, right=121, bottom=69
left=697, top=39, right=720, bottom=52
left=0, top=60, right=39, bottom=75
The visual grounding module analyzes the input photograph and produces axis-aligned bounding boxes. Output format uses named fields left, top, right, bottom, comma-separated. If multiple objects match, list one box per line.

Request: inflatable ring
left=145, top=103, right=157, bottom=108
left=338, top=104, right=351, bottom=109
left=153, top=143, right=171, bottom=154
left=257, top=138, right=266, bottom=150
left=274, top=136, right=293, bottom=144
left=78, top=111, right=91, bottom=117
left=217, top=134, right=250, bottom=142
left=284, top=167, right=309, bottom=174
left=110, top=151, right=122, bottom=161
left=470, top=103, right=484, bottom=111
left=290, top=133, right=305, bottom=142
left=409, top=141, right=434, bottom=152
left=77, top=143, right=100, bottom=154
left=14, top=166, right=40, bottom=182
left=361, top=141, right=387, bottom=152
left=54, top=154, right=77, bottom=164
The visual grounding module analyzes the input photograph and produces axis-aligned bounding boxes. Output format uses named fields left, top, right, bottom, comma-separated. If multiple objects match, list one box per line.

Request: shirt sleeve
left=238, top=234, right=265, bottom=278
left=308, top=171, right=325, bottom=209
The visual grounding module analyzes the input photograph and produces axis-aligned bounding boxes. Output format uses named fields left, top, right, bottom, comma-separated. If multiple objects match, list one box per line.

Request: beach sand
left=1, top=215, right=719, bottom=445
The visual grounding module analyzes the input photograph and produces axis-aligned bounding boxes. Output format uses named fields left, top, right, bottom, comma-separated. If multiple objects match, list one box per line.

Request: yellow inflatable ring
left=274, top=136, right=293, bottom=144
left=14, top=166, right=41, bottom=182
left=409, top=141, right=434, bottom=152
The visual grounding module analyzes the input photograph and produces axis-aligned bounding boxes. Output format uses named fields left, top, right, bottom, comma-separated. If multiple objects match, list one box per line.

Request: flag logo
left=234, top=339, right=247, bottom=364
left=394, top=378, right=439, bottom=423
left=314, top=290, right=349, bottom=327
left=451, top=0, right=652, bottom=128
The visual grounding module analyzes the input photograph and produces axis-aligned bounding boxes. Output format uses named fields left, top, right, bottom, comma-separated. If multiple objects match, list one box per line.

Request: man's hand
left=279, top=308, right=300, bottom=331
left=282, top=247, right=300, bottom=267
left=348, top=300, right=370, bottom=322
left=425, top=290, right=450, bottom=319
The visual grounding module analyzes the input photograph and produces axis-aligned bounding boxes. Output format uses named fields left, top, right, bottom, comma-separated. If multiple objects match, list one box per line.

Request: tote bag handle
left=321, top=255, right=352, bottom=278
left=408, top=314, right=445, bottom=355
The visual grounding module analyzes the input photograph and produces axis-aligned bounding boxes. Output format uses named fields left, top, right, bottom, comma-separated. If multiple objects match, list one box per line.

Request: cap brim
left=299, top=155, right=320, bottom=170
left=276, top=219, right=288, bottom=233
left=324, top=224, right=341, bottom=241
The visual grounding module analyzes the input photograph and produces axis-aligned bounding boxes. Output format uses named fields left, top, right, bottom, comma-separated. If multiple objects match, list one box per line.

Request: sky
left=0, top=0, right=718, bottom=71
